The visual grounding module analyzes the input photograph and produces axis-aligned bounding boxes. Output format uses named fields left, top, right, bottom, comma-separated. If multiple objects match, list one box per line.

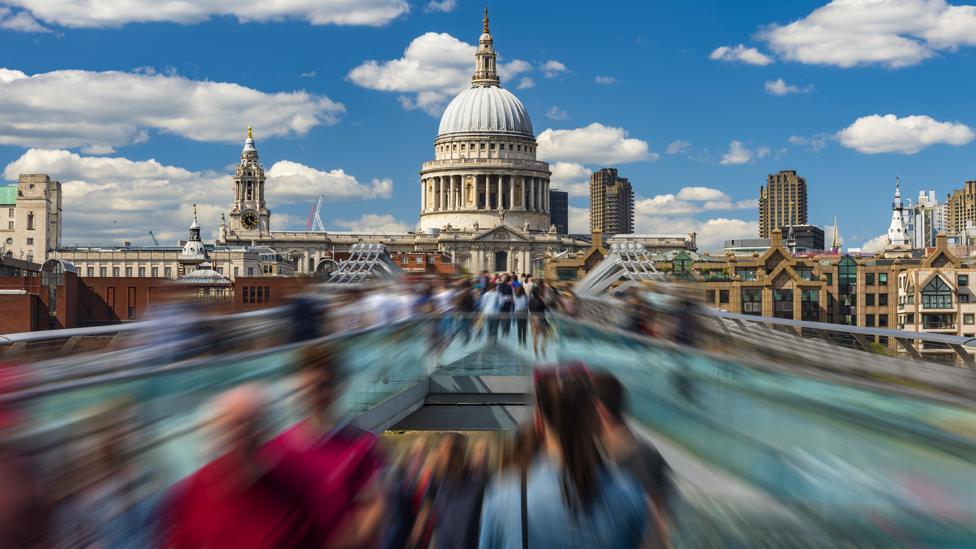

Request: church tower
left=887, top=177, right=910, bottom=249
left=228, top=127, right=270, bottom=237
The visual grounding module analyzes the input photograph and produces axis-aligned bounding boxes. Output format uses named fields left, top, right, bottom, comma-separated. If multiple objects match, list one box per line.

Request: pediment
left=472, top=224, right=531, bottom=242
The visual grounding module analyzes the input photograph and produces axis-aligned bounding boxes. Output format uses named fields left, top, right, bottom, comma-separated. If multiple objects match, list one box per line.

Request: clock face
left=242, top=210, right=259, bottom=230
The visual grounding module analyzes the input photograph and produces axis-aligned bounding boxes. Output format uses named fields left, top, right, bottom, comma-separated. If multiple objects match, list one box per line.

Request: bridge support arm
left=895, top=337, right=922, bottom=361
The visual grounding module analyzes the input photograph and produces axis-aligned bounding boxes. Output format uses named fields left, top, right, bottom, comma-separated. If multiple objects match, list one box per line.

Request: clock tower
left=228, top=126, right=270, bottom=237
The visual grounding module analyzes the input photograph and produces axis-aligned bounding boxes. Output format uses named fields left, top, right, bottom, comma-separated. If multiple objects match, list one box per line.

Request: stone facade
left=0, top=174, right=62, bottom=263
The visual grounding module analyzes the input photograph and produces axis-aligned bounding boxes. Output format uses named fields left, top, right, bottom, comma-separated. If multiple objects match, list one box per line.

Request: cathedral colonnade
left=420, top=174, right=549, bottom=214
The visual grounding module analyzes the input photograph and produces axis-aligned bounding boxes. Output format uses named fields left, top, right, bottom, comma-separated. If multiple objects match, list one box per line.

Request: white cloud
left=537, top=123, right=656, bottom=164
left=0, top=9, right=50, bottom=32
left=348, top=32, right=534, bottom=116
left=549, top=162, right=590, bottom=197
left=761, top=0, right=976, bottom=68
left=861, top=233, right=889, bottom=253
left=719, top=140, right=757, bottom=165
left=836, top=114, right=975, bottom=154
left=2, top=149, right=390, bottom=244
left=636, top=187, right=756, bottom=217
left=516, top=77, right=535, bottom=90
left=757, top=146, right=771, bottom=159
left=709, top=44, right=773, bottom=65
left=300, top=70, right=317, bottom=78
left=789, top=133, right=830, bottom=152
left=332, top=214, right=411, bottom=233
left=634, top=214, right=759, bottom=252
left=2, top=0, right=409, bottom=28
left=265, top=161, right=393, bottom=201
left=546, top=106, right=569, bottom=121
left=665, top=140, right=691, bottom=155
left=594, top=76, right=618, bottom=85
left=0, top=67, right=343, bottom=150
left=540, top=60, right=568, bottom=77
left=764, top=78, right=812, bottom=95
left=424, top=0, right=456, bottom=13
left=568, top=206, right=590, bottom=234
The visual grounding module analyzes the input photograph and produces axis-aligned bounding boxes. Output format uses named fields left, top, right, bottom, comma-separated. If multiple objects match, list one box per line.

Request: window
left=112, top=267, right=120, bottom=277
left=921, top=277, right=952, bottom=309
left=125, top=267, right=132, bottom=277
left=796, top=268, right=814, bottom=281
left=248, top=267, right=254, bottom=276
left=87, top=267, right=94, bottom=277
left=878, top=273, right=888, bottom=285
left=216, top=267, right=223, bottom=274
left=741, top=288, right=762, bottom=315
left=127, top=287, right=136, bottom=319
left=773, top=289, right=793, bottom=319
left=265, top=286, right=270, bottom=302
left=879, top=314, right=888, bottom=327
left=106, top=287, right=115, bottom=314
left=706, top=290, right=715, bottom=303
left=922, top=313, right=954, bottom=329
left=879, top=293, right=888, bottom=306
left=961, top=293, right=970, bottom=303
left=866, top=273, right=874, bottom=285
left=234, top=266, right=240, bottom=277
left=25, top=237, right=33, bottom=245
left=416, top=257, right=423, bottom=265
left=100, top=267, right=107, bottom=277
left=242, top=287, right=249, bottom=304
left=257, top=286, right=264, bottom=304
left=139, top=267, right=145, bottom=277
left=7, top=222, right=11, bottom=230
left=965, top=314, right=974, bottom=325
left=866, top=294, right=875, bottom=306
left=959, top=275, right=969, bottom=286
left=719, top=290, right=729, bottom=304
left=26, top=212, right=34, bottom=230
left=907, top=313, right=915, bottom=324
left=801, top=289, right=820, bottom=321
left=865, top=314, right=875, bottom=327
left=6, top=208, right=11, bottom=217
left=164, top=267, right=172, bottom=278
left=151, top=267, right=159, bottom=277
left=825, top=273, right=832, bottom=285
left=736, top=268, right=756, bottom=281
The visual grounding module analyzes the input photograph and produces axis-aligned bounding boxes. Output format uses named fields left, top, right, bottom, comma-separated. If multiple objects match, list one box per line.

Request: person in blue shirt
left=478, top=368, right=649, bottom=549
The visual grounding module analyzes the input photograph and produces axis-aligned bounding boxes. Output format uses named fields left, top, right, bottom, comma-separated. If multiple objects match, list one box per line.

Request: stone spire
left=472, top=7, right=500, bottom=87
left=831, top=216, right=841, bottom=253
left=887, top=176, right=910, bottom=248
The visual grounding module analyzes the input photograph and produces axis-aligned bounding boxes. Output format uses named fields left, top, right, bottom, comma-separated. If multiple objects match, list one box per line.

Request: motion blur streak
left=0, top=276, right=975, bottom=547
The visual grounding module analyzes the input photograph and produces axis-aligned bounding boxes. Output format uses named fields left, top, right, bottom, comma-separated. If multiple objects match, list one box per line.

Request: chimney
left=591, top=228, right=603, bottom=249
left=770, top=227, right=782, bottom=247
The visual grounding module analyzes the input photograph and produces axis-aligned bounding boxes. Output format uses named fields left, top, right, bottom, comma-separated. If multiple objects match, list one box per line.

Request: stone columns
left=440, top=177, right=447, bottom=211
left=421, top=179, right=427, bottom=213
left=451, top=176, right=458, bottom=210
left=528, top=178, right=535, bottom=211
left=509, top=175, right=515, bottom=211
left=544, top=180, right=549, bottom=212
left=496, top=175, right=503, bottom=210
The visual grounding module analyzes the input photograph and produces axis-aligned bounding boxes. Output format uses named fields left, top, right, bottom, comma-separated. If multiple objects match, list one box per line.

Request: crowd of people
left=0, top=272, right=689, bottom=548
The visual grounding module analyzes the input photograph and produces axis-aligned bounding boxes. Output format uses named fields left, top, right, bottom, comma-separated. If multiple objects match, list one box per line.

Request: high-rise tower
left=227, top=127, right=270, bottom=237
left=589, top=168, right=634, bottom=237
left=759, top=170, right=807, bottom=238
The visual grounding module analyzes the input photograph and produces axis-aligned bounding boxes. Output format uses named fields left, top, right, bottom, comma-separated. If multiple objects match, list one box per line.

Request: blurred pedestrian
left=592, top=372, right=673, bottom=548
left=263, top=343, right=386, bottom=547
left=478, top=368, right=648, bottom=548
left=497, top=275, right=515, bottom=337
left=430, top=435, right=490, bottom=549
left=160, top=384, right=318, bottom=548
left=528, top=286, right=550, bottom=356
left=513, top=286, right=529, bottom=347
left=479, top=283, right=501, bottom=343
left=455, top=280, right=477, bottom=344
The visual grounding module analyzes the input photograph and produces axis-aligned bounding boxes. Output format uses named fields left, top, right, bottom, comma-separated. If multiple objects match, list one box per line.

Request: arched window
left=26, top=212, right=34, bottom=230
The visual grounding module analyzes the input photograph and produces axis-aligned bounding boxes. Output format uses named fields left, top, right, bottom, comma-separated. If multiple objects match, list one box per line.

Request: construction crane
left=305, top=195, right=326, bottom=232
left=148, top=229, right=160, bottom=246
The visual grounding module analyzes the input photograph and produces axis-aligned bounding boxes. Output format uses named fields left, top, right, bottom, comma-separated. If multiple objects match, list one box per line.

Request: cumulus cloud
left=594, top=76, right=618, bottom=85
left=546, top=106, right=569, bottom=121
left=348, top=32, right=535, bottom=116
left=2, top=149, right=391, bottom=244
left=540, top=60, right=568, bottom=77
left=665, top=140, right=691, bottom=155
left=0, top=67, right=344, bottom=150
left=568, top=206, right=590, bottom=234
left=633, top=214, right=759, bottom=252
left=636, top=187, right=756, bottom=217
left=332, top=214, right=412, bottom=233
left=789, top=133, right=830, bottom=152
left=549, top=162, right=590, bottom=197
left=761, top=0, right=976, bottom=68
left=836, top=114, right=975, bottom=154
left=719, top=140, right=762, bottom=165
left=265, top=161, right=393, bottom=201
left=0, top=9, right=50, bottom=31
left=537, top=123, right=656, bottom=165
left=516, top=77, right=535, bottom=89
left=1, top=0, right=409, bottom=28
left=764, top=78, right=812, bottom=95
left=861, top=233, right=889, bottom=253
left=424, top=0, right=456, bottom=13
left=709, top=44, right=773, bottom=65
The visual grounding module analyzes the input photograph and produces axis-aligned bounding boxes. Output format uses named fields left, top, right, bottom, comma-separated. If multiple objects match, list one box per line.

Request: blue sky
left=1, top=0, right=975, bottom=251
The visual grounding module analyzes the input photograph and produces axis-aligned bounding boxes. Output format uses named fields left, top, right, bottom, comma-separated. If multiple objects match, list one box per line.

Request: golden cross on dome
left=483, top=6, right=489, bottom=33
left=247, top=126, right=253, bottom=139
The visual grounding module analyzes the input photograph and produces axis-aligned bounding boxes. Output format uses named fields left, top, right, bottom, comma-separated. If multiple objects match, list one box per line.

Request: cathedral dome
left=438, top=86, right=534, bottom=138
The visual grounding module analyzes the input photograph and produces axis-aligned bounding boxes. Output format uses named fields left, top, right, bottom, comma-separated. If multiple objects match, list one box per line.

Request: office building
left=589, top=168, right=634, bottom=237
left=549, top=189, right=568, bottom=234
left=912, top=190, right=946, bottom=249
left=946, top=180, right=976, bottom=236
left=759, top=170, right=807, bottom=238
